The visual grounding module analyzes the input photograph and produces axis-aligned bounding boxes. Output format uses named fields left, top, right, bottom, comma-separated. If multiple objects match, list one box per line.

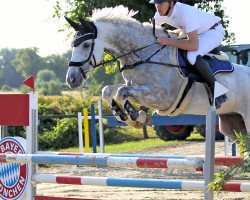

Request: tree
left=43, top=53, right=69, bottom=82
left=53, top=0, right=234, bottom=43
left=12, top=47, right=45, bottom=78
left=35, top=69, right=64, bottom=95
left=0, top=48, right=23, bottom=88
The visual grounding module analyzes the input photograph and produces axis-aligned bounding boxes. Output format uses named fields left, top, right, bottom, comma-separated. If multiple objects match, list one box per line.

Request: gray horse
left=65, top=6, right=250, bottom=141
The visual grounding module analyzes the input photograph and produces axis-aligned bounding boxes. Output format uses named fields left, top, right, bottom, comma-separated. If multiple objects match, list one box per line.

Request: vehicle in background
left=154, top=44, right=250, bottom=141
left=221, top=44, right=250, bottom=67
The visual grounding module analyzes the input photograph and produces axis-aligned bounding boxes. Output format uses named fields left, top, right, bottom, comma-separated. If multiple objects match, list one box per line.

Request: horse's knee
left=116, top=87, right=130, bottom=101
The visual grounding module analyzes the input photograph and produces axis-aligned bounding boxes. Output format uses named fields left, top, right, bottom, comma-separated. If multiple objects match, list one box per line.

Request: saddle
left=178, top=47, right=234, bottom=82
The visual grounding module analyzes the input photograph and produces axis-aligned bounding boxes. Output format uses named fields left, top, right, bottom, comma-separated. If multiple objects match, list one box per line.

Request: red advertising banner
left=0, top=94, right=29, bottom=126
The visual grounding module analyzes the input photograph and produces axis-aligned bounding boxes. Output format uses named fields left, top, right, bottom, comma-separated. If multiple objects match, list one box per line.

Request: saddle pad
left=177, top=50, right=234, bottom=78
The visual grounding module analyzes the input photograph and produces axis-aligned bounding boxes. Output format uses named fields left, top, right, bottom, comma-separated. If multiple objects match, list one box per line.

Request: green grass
left=101, top=138, right=177, bottom=153
left=187, top=132, right=205, bottom=140
left=54, top=127, right=204, bottom=154
left=56, top=138, right=178, bottom=154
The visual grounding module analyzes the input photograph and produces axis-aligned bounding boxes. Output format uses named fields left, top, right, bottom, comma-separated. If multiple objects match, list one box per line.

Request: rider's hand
left=156, top=37, right=171, bottom=46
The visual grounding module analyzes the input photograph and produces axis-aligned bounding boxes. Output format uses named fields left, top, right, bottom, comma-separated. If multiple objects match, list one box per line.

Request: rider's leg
left=187, top=25, right=227, bottom=108
left=191, top=55, right=227, bottom=108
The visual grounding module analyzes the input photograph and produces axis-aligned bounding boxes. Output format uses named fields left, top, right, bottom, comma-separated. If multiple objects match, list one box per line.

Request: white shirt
left=154, top=2, right=221, bottom=34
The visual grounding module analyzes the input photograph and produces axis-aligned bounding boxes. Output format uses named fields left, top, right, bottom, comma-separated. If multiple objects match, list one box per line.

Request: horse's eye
left=83, top=43, right=90, bottom=49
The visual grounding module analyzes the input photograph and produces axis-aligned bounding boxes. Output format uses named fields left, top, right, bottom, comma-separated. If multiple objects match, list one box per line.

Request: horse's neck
left=97, top=21, right=177, bottom=66
left=97, top=22, right=153, bottom=56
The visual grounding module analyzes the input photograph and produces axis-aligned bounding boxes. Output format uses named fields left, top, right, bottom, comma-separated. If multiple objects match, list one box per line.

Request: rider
left=149, top=0, right=227, bottom=108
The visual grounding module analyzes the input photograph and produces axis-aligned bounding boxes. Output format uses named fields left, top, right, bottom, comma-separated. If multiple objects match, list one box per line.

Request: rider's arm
left=156, top=30, right=199, bottom=51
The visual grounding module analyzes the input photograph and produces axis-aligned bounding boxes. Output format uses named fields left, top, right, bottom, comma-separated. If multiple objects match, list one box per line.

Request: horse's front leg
left=115, top=84, right=164, bottom=124
left=102, top=85, right=144, bottom=128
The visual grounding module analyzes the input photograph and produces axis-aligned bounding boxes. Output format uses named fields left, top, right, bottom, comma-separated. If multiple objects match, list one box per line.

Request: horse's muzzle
left=66, top=68, right=84, bottom=89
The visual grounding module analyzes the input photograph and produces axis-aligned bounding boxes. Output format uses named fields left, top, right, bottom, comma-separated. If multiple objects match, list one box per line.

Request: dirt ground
left=36, top=141, right=250, bottom=200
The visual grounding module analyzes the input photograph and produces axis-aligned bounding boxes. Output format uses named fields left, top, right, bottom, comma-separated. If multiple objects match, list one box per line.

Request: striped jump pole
left=32, top=174, right=250, bottom=192
left=0, top=153, right=244, bottom=170
left=38, top=152, right=244, bottom=167
left=0, top=153, right=204, bottom=171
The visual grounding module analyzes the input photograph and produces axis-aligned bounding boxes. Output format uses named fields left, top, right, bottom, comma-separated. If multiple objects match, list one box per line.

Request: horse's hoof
left=137, top=110, right=147, bottom=123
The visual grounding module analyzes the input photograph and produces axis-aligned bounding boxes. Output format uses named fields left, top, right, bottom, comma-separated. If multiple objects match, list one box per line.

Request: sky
left=0, top=0, right=250, bottom=57
left=0, top=0, right=71, bottom=57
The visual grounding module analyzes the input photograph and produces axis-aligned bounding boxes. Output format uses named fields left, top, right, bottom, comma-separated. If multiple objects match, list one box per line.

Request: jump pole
left=31, top=174, right=250, bottom=192
left=0, top=153, right=244, bottom=170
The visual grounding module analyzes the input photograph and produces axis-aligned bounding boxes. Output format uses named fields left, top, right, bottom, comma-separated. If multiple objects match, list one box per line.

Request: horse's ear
left=79, top=18, right=94, bottom=33
left=65, top=16, right=81, bottom=31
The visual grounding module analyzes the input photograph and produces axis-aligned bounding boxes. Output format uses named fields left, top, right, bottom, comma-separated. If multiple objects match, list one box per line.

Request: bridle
left=68, top=21, right=177, bottom=80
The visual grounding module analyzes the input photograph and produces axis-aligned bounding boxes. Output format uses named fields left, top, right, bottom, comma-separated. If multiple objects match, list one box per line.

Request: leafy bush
left=210, top=132, right=250, bottom=193
left=37, top=95, right=95, bottom=150
left=6, top=126, right=26, bottom=138
left=39, top=118, right=79, bottom=150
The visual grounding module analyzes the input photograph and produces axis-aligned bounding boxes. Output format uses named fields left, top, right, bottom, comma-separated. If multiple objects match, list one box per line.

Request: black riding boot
left=193, top=55, right=227, bottom=109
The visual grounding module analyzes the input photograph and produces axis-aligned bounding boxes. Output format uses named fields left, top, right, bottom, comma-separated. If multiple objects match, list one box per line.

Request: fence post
left=91, top=104, right=97, bottom=153
left=98, top=99, right=105, bottom=153
left=204, top=105, right=216, bottom=200
left=83, top=108, right=90, bottom=152
left=78, top=112, right=84, bottom=153
left=224, top=136, right=229, bottom=156
left=232, top=143, right=236, bottom=156
left=26, top=93, right=38, bottom=200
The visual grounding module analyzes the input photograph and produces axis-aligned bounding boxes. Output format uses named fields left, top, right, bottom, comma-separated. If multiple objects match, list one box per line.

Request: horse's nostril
left=70, top=76, right=76, bottom=83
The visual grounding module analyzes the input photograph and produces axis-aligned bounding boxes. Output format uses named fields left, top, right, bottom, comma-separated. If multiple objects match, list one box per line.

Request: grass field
left=57, top=131, right=204, bottom=154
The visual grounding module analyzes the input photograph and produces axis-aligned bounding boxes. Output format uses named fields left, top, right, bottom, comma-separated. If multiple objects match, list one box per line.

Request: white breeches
left=187, top=25, right=225, bottom=65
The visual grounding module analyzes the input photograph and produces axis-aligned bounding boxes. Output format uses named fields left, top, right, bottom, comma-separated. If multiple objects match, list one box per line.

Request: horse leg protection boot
left=193, top=55, right=227, bottom=109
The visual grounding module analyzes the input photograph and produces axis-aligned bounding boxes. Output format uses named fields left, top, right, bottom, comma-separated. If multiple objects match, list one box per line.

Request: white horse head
left=65, top=17, right=104, bottom=88
left=65, top=6, right=142, bottom=88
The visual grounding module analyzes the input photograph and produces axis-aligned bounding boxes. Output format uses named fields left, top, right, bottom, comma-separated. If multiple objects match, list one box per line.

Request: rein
left=94, top=42, right=158, bottom=68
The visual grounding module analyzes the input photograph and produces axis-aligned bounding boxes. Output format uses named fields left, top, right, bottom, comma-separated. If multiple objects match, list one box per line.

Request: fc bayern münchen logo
left=0, top=137, right=28, bottom=200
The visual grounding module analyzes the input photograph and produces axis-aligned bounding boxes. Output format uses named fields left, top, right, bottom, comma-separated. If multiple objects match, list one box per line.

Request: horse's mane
left=90, top=5, right=141, bottom=26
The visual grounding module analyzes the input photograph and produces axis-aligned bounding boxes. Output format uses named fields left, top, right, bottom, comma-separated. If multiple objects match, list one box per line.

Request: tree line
left=0, top=47, right=122, bottom=95
left=0, top=48, right=69, bottom=94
